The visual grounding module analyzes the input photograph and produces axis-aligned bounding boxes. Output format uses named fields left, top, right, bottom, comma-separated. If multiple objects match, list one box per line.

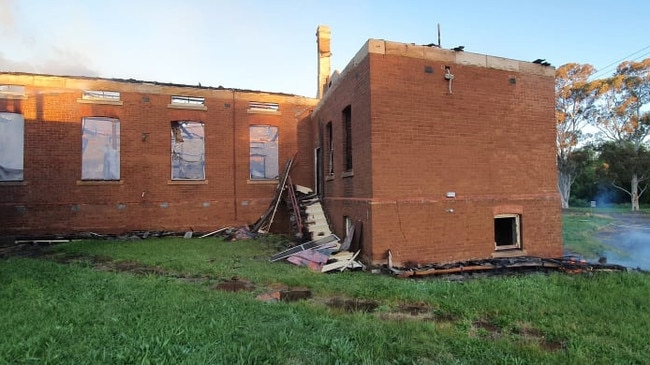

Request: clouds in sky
left=0, top=0, right=99, bottom=77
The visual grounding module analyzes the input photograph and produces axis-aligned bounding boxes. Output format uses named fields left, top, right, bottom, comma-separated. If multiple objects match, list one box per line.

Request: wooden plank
left=321, top=250, right=360, bottom=273
left=329, top=251, right=355, bottom=260
left=339, top=250, right=360, bottom=272
left=251, top=155, right=295, bottom=233
left=198, top=226, right=231, bottom=238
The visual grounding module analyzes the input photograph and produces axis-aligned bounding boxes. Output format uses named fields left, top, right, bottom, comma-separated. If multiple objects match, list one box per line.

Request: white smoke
left=0, top=0, right=99, bottom=77
left=600, top=227, right=650, bottom=270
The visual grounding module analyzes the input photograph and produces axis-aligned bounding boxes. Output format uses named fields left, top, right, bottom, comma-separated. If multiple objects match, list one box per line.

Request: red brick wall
left=0, top=74, right=316, bottom=236
left=308, top=47, right=562, bottom=265
left=306, top=55, right=375, bottom=253
left=365, top=52, right=561, bottom=265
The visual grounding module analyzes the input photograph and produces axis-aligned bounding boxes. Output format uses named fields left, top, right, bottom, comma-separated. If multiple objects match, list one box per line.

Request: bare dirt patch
left=514, top=323, right=566, bottom=352
left=326, top=297, right=379, bottom=313
left=211, top=278, right=255, bottom=292
left=471, top=319, right=502, bottom=340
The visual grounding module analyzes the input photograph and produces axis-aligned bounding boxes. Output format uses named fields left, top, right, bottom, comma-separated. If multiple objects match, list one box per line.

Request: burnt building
left=0, top=26, right=562, bottom=265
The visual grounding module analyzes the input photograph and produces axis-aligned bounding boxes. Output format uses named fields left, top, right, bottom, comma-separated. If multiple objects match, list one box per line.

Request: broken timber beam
left=251, top=155, right=295, bottom=234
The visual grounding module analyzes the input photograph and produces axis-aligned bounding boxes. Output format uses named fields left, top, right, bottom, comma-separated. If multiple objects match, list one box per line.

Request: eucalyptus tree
left=555, top=63, right=598, bottom=208
left=593, top=58, right=650, bottom=210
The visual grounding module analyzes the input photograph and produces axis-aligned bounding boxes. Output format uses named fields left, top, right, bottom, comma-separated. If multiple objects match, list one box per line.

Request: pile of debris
left=387, top=254, right=632, bottom=278
left=232, top=155, right=363, bottom=273
left=270, top=233, right=363, bottom=273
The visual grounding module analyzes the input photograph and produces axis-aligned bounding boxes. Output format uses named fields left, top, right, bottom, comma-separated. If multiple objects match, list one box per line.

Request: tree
left=593, top=58, right=650, bottom=211
left=567, top=145, right=598, bottom=205
left=597, top=141, right=650, bottom=209
left=555, top=63, right=598, bottom=208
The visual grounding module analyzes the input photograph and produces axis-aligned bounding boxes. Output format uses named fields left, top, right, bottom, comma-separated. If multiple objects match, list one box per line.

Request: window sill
left=77, top=180, right=123, bottom=185
left=0, top=180, right=27, bottom=186
left=167, top=103, right=208, bottom=111
left=341, top=170, right=354, bottom=178
left=248, top=179, right=279, bottom=184
left=168, top=180, right=208, bottom=185
left=247, top=109, right=281, bottom=115
left=0, top=94, right=27, bottom=100
left=77, top=98, right=124, bottom=106
left=492, top=248, right=527, bottom=258
left=325, top=175, right=335, bottom=182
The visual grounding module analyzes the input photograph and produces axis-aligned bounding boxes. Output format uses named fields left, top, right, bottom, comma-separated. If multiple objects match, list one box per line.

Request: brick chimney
left=316, top=25, right=331, bottom=99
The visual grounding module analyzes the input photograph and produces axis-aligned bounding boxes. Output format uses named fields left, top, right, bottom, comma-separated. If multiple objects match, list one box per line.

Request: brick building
left=0, top=26, right=562, bottom=265
left=0, top=76, right=317, bottom=235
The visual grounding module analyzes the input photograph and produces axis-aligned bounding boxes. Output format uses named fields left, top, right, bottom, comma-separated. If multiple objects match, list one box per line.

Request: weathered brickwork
left=0, top=74, right=317, bottom=235
left=0, top=35, right=562, bottom=266
left=308, top=40, right=562, bottom=265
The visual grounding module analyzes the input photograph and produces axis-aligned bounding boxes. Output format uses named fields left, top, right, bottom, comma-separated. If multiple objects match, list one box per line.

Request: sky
left=1, top=0, right=650, bottom=98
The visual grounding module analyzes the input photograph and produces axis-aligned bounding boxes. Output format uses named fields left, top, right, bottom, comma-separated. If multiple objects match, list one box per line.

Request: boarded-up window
left=171, top=121, right=205, bottom=180
left=250, top=125, right=279, bottom=179
left=81, top=117, right=120, bottom=180
left=0, top=112, right=24, bottom=181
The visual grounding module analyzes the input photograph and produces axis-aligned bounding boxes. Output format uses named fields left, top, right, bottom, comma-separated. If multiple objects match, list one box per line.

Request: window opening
left=0, top=112, right=24, bottom=181
left=326, top=121, right=334, bottom=175
left=171, top=95, right=205, bottom=105
left=81, top=117, right=120, bottom=180
left=249, top=125, right=279, bottom=179
left=248, top=101, right=280, bottom=112
left=171, top=121, right=205, bottom=180
left=342, top=105, right=352, bottom=171
left=494, top=214, right=521, bottom=250
left=82, top=90, right=120, bottom=101
left=0, top=85, right=25, bottom=97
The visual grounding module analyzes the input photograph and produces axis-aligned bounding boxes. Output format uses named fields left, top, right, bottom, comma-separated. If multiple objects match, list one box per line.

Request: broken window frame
left=494, top=214, right=522, bottom=250
left=171, top=95, right=205, bottom=105
left=171, top=121, right=206, bottom=181
left=248, top=101, right=280, bottom=113
left=342, top=105, right=352, bottom=172
left=249, top=125, right=279, bottom=180
left=82, top=90, right=121, bottom=101
left=81, top=117, right=120, bottom=181
left=326, top=121, right=334, bottom=176
left=0, top=112, right=25, bottom=181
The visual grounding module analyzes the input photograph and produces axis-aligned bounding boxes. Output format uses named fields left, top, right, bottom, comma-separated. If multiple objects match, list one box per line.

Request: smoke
left=0, top=0, right=15, bottom=36
left=0, top=49, right=98, bottom=78
left=0, top=0, right=99, bottom=78
left=598, top=225, right=650, bottom=270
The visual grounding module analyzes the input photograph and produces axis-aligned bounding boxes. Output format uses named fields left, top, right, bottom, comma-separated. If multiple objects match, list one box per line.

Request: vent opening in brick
left=494, top=214, right=521, bottom=250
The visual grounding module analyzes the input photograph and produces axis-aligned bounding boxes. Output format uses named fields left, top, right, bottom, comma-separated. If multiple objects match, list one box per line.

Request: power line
left=590, top=44, right=650, bottom=79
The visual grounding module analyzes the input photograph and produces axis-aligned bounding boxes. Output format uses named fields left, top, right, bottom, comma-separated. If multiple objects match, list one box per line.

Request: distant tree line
left=556, top=59, right=650, bottom=210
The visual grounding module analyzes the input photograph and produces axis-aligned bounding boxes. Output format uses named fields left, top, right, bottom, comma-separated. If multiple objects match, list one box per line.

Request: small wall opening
left=494, top=214, right=521, bottom=250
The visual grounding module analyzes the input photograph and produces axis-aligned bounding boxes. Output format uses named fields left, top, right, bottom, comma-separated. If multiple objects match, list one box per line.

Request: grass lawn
left=2, top=220, right=650, bottom=364
left=562, top=212, right=615, bottom=258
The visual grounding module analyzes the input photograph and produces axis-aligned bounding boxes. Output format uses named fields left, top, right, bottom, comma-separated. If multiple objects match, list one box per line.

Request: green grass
left=2, top=232, right=650, bottom=364
left=566, top=204, right=650, bottom=214
left=562, top=212, right=615, bottom=258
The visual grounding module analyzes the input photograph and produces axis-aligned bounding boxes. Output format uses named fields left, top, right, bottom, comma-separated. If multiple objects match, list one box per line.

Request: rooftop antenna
left=437, top=23, right=441, bottom=48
